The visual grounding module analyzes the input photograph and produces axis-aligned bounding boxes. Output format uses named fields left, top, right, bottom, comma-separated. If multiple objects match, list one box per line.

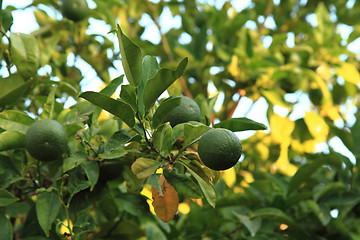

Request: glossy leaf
left=152, top=96, right=181, bottom=129
left=0, top=74, right=31, bottom=108
left=183, top=123, right=210, bottom=149
left=179, top=159, right=216, bottom=208
left=100, top=75, right=124, bottom=96
left=10, top=32, right=40, bottom=80
left=143, top=57, right=188, bottom=113
left=214, top=117, right=267, bottom=131
left=151, top=175, right=179, bottom=222
left=116, top=25, right=142, bottom=86
left=138, top=56, right=160, bottom=116
left=120, top=84, right=137, bottom=111
left=131, top=158, right=161, bottom=179
left=81, top=161, right=99, bottom=191
left=79, top=91, right=135, bottom=127
left=153, top=123, right=173, bottom=157
left=36, top=192, right=61, bottom=237
left=163, top=168, right=203, bottom=198
left=0, top=131, right=25, bottom=151
left=67, top=168, right=91, bottom=203
left=0, top=110, right=35, bottom=134
left=0, top=188, right=19, bottom=207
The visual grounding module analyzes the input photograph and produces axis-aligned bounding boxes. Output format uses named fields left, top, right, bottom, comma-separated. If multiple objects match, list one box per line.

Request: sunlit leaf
left=0, top=131, right=25, bottom=152
left=0, top=74, right=32, bottom=108
left=79, top=91, right=135, bottom=127
left=153, top=123, right=173, bottom=157
left=270, top=114, right=294, bottom=144
left=143, top=57, right=188, bottom=113
left=131, top=158, right=161, bottom=179
left=36, top=192, right=61, bottom=237
left=0, top=110, right=35, bottom=134
left=10, top=32, right=40, bottom=80
left=116, top=25, right=142, bottom=86
left=304, top=111, right=329, bottom=142
left=151, top=175, right=179, bottom=222
left=336, top=62, right=360, bottom=85
left=214, top=117, right=267, bottom=131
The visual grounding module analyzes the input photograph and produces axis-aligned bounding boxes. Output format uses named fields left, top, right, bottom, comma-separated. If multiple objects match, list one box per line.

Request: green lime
left=163, top=96, right=201, bottom=127
left=61, top=0, right=89, bottom=22
left=198, top=128, right=242, bottom=171
left=25, top=119, right=68, bottom=161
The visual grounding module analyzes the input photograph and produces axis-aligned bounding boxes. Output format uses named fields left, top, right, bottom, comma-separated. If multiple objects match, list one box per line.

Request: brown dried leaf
left=151, top=175, right=179, bottom=222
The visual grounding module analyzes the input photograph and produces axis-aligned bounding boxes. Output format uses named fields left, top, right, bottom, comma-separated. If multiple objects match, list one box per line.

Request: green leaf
left=183, top=123, right=210, bottom=149
left=233, top=212, right=261, bottom=237
left=147, top=174, right=163, bottom=196
left=0, top=212, right=12, bottom=240
left=313, top=182, right=348, bottom=202
left=81, top=161, right=99, bottom=191
left=305, top=200, right=331, bottom=226
left=163, top=168, right=203, bottom=198
left=0, top=74, right=32, bottom=108
left=0, top=110, right=35, bottom=134
left=73, top=214, right=96, bottom=237
left=100, top=75, right=124, bottom=96
left=104, top=130, right=131, bottom=153
left=153, top=123, right=173, bottom=157
left=39, top=86, right=56, bottom=120
left=261, top=88, right=292, bottom=110
left=179, top=159, right=216, bottom=208
left=1, top=9, right=13, bottom=32
left=79, top=91, right=135, bottom=127
left=0, top=131, right=25, bottom=151
left=67, top=168, right=91, bottom=203
left=10, top=32, right=40, bottom=80
left=100, top=147, right=127, bottom=159
left=120, top=84, right=137, bottom=111
left=152, top=96, right=181, bottom=129
left=63, top=152, right=87, bottom=173
left=145, top=222, right=167, bottom=240
left=138, top=56, right=160, bottom=116
left=143, top=57, right=188, bottom=113
left=116, top=25, right=142, bottom=86
left=131, top=158, right=161, bottom=179
left=287, top=157, right=339, bottom=195
left=214, top=117, right=267, bottom=131
left=252, top=207, right=295, bottom=225
left=36, top=192, right=61, bottom=237
left=0, top=188, right=19, bottom=207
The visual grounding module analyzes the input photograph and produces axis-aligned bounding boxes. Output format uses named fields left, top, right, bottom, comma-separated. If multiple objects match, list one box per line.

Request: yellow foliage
left=316, top=63, right=332, bottom=80
left=336, top=62, right=360, bottom=85
left=304, top=111, right=329, bottom=142
left=59, top=219, right=73, bottom=237
left=320, top=103, right=341, bottom=121
left=178, top=202, right=191, bottom=214
left=274, top=140, right=298, bottom=176
left=228, top=55, right=241, bottom=77
left=291, top=139, right=304, bottom=154
left=256, top=143, right=269, bottom=160
left=221, top=167, right=236, bottom=187
left=239, top=170, right=254, bottom=187
left=270, top=114, right=295, bottom=144
left=98, top=110, right=110, bottom=122
left=140, top=185, right=155, bottom=215
left=303, top=139, right=318, bottom=153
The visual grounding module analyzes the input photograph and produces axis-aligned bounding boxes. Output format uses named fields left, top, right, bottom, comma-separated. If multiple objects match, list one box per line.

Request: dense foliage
left=1, top=0, right=360, bottom=239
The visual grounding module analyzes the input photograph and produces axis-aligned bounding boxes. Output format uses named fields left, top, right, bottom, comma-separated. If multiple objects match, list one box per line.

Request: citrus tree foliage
left=1, top=0, right=360, bottom=239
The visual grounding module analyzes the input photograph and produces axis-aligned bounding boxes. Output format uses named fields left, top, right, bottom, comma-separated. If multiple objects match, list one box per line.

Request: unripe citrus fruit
left=163, top=96, right=201, bottom=127
left=25, top=119, right=68, bottom=161
left=198, top=128, right=242, bottom=171
left=61, top=0, right=89, bottom=22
